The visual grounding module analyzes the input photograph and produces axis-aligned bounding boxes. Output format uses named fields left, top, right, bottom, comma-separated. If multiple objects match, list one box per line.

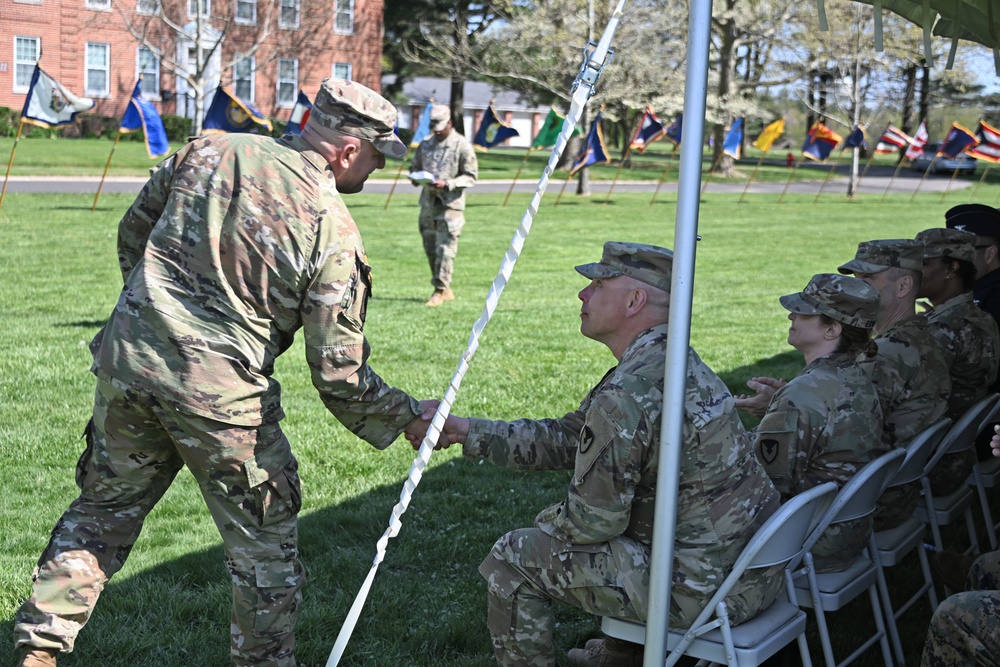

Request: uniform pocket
left=755, top=408, right=798, bottom=485
left=251, top=559, right=303, bottom=637
left=340, top=250, right=373, bottom=331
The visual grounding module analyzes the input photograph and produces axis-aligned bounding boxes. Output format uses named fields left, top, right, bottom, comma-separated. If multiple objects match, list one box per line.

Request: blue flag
left=473, top=105, right=519, bottom=150
left=569, top=112, right=611, bottom=175
left=722, top=117, right=744, bottom=159
left=844, top=126, right=866, bottom=150
left=203, top=85, right=272, bottom=134
left=629, top=106, right=665, bottom=153
left=120, top=80, right=169, bottom=158
left=665, top=114, right=682, bottom=146
left=410, top=102, right=433, bottom=147
left=801, top=122, right=842, bottom=162
left=937, top=123, right=979, bottom=158
left=286, top=91, right=312, bottom=135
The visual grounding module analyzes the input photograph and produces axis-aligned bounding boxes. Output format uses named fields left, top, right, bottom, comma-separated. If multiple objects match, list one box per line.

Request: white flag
left=904, top=121, right=929, bottom=161
left=21, top=64, right=95, bottom=128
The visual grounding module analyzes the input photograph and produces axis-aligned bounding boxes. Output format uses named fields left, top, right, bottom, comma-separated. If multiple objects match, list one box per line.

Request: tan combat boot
left=566, top=636, right=643, bottom=667
left=16, top=647, right=58, bottom=667
left=424, top=288, right=455, bottom=306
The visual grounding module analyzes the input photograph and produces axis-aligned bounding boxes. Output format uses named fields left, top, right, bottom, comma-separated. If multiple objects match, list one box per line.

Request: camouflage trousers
left=418, top=199, right=464, bottom=290
left=874, top=482, right=921, bottom=532
left=920, top=551, right=1000, bottom=667
left=928, top=449, right=977, bottom=497
left=811, top=516, right=872, bottom=573
left=14, top=378, right=304, bottom=666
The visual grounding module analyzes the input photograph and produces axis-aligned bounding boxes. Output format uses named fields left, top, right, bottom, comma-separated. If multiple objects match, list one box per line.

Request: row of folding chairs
left=597, top=392, right=1000, bottom=667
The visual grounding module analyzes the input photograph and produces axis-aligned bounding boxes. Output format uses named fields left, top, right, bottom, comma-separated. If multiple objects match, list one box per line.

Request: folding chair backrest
left=748, top=482, right=839, bottom=569
left=926, top=394, right=999, bottom=471
left=975, top=399, right=1000, bottom=438
left=801, top=449, right=906, bottom=553
left=888, top=418, right=952, bottom=488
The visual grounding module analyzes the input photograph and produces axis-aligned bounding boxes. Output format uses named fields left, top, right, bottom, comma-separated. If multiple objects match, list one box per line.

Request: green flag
left=531, top=107, right=581, bottom=150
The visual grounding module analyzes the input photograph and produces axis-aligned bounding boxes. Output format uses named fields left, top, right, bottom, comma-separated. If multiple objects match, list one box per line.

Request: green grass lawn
left=1, top=187, right=997, bottom=666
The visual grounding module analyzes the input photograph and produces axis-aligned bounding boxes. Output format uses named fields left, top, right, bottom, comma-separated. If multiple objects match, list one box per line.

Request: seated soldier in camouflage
left=415, top=242, right=783, bottom=667
left=736, top=274, right=885, bottom=572
left=837, top=239, right=951, bottom=530
left=915, top=227, right=1000, bottom=496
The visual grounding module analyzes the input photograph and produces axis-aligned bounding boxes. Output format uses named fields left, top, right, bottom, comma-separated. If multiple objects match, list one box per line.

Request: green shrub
left=0, top=106, right=17, bottom=137
left=268, top=118, right=287, bottom=138
left=160, top=114, right=192, bottom=142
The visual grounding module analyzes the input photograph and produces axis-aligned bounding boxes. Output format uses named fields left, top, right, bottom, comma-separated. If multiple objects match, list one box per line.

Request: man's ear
left=626, top=288, right=649, bottom=316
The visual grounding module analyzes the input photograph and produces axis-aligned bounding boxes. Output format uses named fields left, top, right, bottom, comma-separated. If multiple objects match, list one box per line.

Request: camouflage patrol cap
left=307, top=78, right=407, bottom=159
left=837, top=239, right=923, bottom=275
left=915, top=227, right=976, bottom=263
left=779, top=274, right=879, bottom=328
left=944, top=203, right=1000, bottom=238
left=575, top=241, right=673, bottom=292
left=430, top=104, right=450, bottom=132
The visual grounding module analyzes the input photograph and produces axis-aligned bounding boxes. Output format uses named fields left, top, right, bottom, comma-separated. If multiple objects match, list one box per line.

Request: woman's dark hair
left=820, top=314, right=877, bottom=358
left=955, top=259, right=977, bottom=292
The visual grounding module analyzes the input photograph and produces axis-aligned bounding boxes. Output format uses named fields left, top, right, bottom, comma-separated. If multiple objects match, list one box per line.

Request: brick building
left=0, top=0, right=385, bottom=126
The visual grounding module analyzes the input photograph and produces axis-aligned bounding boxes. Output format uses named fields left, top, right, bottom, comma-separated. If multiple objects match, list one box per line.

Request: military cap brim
left=837, top=258, right=890, bottom=275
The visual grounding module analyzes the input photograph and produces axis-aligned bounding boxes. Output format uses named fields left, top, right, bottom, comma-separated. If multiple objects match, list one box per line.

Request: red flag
left=904, top=122, right=929, bottom=160
left=875, top=125, right=913, bottom=153
left=968, top=121, right=1000, bottom=164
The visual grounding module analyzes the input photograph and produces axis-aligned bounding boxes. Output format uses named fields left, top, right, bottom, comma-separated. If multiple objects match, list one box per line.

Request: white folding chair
left=966, top=398, right=1000, bottom=551
left=600, top=482, right=838, bottom=667
left=788, top=448, right=905, bottom=667
left=873, top=418, right=951, bottom=665
left=916, top=394, right=998, bottom=556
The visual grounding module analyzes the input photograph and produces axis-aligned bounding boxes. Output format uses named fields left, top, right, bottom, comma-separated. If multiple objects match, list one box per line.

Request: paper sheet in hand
left=408, top=171, right=436, bottom=185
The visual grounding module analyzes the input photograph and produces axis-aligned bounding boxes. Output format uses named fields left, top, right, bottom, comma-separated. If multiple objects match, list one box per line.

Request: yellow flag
left=752, top=118, right=785, bottom=153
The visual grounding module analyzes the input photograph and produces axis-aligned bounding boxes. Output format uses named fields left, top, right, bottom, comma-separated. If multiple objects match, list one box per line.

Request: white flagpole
left=324, top=2, right=629, bottom=664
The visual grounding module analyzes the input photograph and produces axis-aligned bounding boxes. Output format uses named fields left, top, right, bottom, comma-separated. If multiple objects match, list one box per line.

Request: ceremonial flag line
left=203, top=85, right=272, bottom=134
left=473, top=105, right=519, bottom=151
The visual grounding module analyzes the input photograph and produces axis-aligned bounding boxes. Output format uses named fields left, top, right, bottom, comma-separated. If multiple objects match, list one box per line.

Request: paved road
left=1, top=164, right=975, bottom=195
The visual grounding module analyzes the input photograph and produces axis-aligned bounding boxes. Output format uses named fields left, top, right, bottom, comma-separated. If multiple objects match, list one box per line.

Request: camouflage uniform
left=837, top=239, right=952, bottom=530
left=469, top=324, right=781, bottom=667
left=410, top=129, right=478, bottom=291
left=755, top=274, right=885, bottom=572
left=917, top=228, right=1000, bottom=496
left=14, top=80, right=420, bottom=666
left=921, top=550, right=1000, bottom=667
left=867, top=316, right=951, bottom=529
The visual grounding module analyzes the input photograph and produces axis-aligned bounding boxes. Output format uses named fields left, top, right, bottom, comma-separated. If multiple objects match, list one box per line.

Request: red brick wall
left=0, top=0, right=385, bottom=123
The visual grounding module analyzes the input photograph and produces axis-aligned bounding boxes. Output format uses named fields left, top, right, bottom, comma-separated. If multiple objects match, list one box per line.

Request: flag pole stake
left=908, top=157, right=934, bottom=204
left=555, top=169, right=572, bottom=206
left=503, top=147, right=533, bottom=207
left=384, top=146, right=412, bottom=210
left=777, top=159, right=800, bottom=204
left=855, top=149, right=877, bottom=194
left=971, top=164, right=990, bottom=200
left=0, top=118, right=25, bottom=211
left=604, top=145, right=632, bottom=204
left=880, top=159, right=906, bottom=205
left=737, top=153, right=765, bottom=204
left=93, top=129, right=123, bottom=212
left=814, top=159, right=838, bottom=204
left=700, top=160, right=714, bottom=194
left=649, top=145, right=676, bottom=206
left=940, top=166, right=961, bottom=203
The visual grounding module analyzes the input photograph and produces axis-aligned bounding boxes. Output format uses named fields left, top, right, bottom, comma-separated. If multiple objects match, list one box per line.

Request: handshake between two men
left=403, top=401, right=468, bottom=451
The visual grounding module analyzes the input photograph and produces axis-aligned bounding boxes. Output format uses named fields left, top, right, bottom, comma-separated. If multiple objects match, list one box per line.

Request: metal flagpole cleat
left=572, top=40, right=616, bottom=98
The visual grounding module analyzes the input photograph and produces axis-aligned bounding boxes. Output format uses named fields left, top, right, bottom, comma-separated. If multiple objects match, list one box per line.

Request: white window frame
left=334, top=0, right=353, bottom=34
left=85, top=41, right=111, bottom=98
left=86, top=0, right=111, bottom=10
left=137, top=0, right=161, bottom=15
left=13, top=36, right=39, bottom=93
left=233, top=57, right=255, bottom=103
left=235, top=0, right=256, bottom=24
left=188, top=0, right=210, bottom=18
left=278, top=0, right=299, bottom=29
left=137, top=46, right=160, bottom=100
left=276, top=58, right=297, bottom=108
left=332, top=62, right=352, bottom=81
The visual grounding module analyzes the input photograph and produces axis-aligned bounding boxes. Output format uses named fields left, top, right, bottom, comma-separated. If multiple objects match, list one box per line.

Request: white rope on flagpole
left=325, top=3, right=627, bottom=665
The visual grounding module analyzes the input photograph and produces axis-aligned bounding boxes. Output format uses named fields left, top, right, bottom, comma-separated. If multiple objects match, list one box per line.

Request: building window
left=279, top=0, right=299, bottom=28
left=14, top=36, right=39, bottom=92
left=332, top=62, right=351, bottom=80
left=234, top=57, right=255, bottom=102
left=189, top=0, right=210, bottom=17
left=86, top=0, right=111, bottom=10
left=277, top=58, right=297, bottom=107
left=137, top=47, right=160, bottom=98
left=85, top=42, right=110, bottom=97
left=235, top=0, right=256, bottom=24
left=334, top=0, right=353, bottom=33
left=137, top=0, right=161, bottom=14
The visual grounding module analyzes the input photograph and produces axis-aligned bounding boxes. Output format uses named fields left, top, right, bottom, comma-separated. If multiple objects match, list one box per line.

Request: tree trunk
left=450, top=76, right=465, bottom=136
left=710, top=0, right=738, bottom=177
left=575, top=104, right=591, bottom=196
left=901, top=64, right=916, bottom=134
left=918, top=62, right=930, bottom=126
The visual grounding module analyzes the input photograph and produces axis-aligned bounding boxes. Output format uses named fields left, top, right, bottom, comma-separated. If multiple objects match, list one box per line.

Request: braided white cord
left=326, top=5, right=626, bottom=665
